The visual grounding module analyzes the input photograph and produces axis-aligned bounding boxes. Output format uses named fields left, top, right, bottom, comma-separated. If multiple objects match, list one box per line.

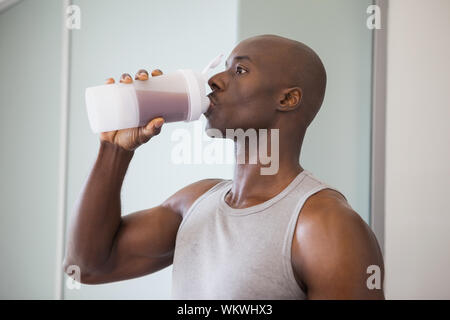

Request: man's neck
left=224, top=125, right=305, bottom=209
left=226, top=160, right=303, bottom=209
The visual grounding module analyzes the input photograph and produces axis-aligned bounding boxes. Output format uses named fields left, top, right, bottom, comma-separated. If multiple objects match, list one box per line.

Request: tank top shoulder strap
left=179, top=179, right=230, bottom=231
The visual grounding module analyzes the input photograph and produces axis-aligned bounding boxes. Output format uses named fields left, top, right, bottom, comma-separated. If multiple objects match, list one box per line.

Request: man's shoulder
left=295, top=187, right=369, bottom=241
left=292, top=186, right=375, bottom=265
left=291, top=188, right=384, bottom=297
left=302, top=188, right=352, bottom=216
left=162, top=178, right=225, bottom=218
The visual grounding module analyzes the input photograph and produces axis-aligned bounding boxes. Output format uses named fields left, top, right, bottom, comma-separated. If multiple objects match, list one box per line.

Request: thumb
left=142, top=117, right=164, bottom=138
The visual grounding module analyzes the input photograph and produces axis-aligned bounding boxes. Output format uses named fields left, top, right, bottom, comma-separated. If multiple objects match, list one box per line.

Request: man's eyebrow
left=225, top=55, right=252, bottom=68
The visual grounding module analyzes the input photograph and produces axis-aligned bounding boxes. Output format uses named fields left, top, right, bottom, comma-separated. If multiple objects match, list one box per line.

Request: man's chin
left=205, top=121, right=226, bottom=139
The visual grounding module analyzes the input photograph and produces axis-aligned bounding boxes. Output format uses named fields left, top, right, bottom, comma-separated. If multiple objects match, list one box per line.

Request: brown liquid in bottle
left=136, top=90, right=190, bottom=126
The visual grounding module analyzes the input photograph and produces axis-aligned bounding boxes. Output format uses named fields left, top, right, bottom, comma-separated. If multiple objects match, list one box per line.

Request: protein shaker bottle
left=85, top=54, right=223, bottom=133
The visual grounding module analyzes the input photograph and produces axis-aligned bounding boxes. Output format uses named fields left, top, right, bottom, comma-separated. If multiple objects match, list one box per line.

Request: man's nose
left=208, top=72, right=226, bottom=92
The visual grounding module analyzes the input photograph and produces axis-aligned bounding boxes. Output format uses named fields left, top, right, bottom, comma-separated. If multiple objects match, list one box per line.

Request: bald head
left=235, top=35, right=327, bottom=127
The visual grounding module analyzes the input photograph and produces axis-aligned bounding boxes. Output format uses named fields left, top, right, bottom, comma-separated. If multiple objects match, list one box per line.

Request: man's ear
left=277, top=87, right=302, bottom=112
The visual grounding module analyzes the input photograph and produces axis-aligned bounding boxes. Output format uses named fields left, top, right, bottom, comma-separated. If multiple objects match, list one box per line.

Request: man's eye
left=236, top=66, right=247, bottom=75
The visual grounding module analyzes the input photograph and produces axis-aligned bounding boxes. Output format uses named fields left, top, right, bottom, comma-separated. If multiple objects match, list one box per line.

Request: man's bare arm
left=63, top=140, right=222, bottom=284
left=63, top=69, right=223, bottom=285
left=292, top=189, right=385, bottom=299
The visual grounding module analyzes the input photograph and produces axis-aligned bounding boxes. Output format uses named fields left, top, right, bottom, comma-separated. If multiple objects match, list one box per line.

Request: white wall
left=385, top=0, right=450, bottom=299
left=0, top=0, right=62, bottom=299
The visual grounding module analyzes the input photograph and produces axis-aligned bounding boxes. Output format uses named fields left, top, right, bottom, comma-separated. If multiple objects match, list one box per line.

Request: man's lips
left=207, top=93, right=218, bottom=106
left=205, top=93, right=218, bottom=116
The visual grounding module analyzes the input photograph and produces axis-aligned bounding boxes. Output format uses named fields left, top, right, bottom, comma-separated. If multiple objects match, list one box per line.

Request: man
left=64, top=34, right=385, bottom=299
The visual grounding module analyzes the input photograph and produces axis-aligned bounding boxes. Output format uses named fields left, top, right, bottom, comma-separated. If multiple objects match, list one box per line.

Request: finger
left=99, top=130, right=117, bottom=142
left=120, top=73, right=133, bottom=84
left=135, top=69, right=149, bottom=81
left=105, top=77, right=115, bottom=84
left=151, top=69, right=163, bottom=77
left=142, top=117, right=165, bottom=137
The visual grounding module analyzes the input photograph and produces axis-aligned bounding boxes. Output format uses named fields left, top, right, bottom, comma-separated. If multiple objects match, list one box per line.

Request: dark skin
left=64, top=35, right=384, bottom=299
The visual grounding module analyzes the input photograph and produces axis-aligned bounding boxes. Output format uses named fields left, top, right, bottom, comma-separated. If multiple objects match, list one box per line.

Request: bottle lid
left=179, top=54, right=224, bottom=122
left=178, top=69, right=209, bottom=121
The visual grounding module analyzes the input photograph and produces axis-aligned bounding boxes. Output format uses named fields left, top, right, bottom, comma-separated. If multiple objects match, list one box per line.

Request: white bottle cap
left=178, top=69, right=210, bottom=121
left=179, top=54, right=224, bottom=121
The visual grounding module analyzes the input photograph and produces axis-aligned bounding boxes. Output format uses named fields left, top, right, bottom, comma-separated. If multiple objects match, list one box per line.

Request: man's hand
left=100, top=69, right=165, bottom=151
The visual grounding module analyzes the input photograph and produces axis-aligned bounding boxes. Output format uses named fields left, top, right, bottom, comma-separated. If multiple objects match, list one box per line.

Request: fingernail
left=155, top=119, right=164, bottom=128
left=120, top=73, right=133, bottom=83
left=151, top=69, right=163, bottom=76
left=135, top=73, right=149, bottom=81
left=135, top=69, right=149, bottom=80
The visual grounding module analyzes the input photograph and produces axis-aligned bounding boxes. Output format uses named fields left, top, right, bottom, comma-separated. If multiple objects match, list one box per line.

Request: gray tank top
left=171, top=169, right=345, bottom=299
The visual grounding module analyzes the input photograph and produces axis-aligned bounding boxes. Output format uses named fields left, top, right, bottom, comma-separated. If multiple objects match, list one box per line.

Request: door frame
left=370, top=0, right=388, bottom=255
